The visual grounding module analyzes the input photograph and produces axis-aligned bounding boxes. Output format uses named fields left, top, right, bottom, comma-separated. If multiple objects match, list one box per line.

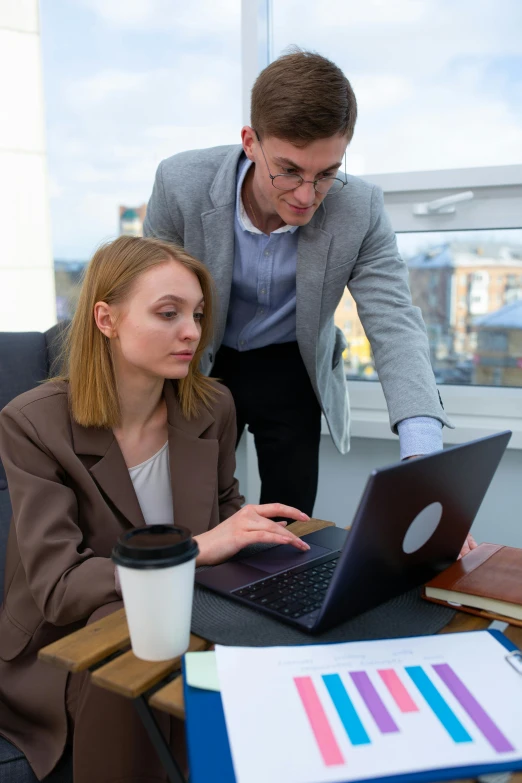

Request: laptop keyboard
left=231, top=553, right=340, bottom=620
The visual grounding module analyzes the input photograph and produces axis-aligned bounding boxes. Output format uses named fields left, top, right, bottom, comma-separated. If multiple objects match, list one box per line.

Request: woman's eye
left=160, top=310, right=176, bottom=319
left=194, top=312, right=204, bottom=322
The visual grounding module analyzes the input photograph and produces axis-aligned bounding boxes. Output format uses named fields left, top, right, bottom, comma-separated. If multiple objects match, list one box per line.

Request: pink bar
left=294, top=676, right=345, bottom=766
left=378, top=669, right=419, bottom=713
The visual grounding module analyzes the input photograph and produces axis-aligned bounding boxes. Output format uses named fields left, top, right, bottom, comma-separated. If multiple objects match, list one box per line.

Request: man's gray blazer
left=144, top=144, right=451, bottom=453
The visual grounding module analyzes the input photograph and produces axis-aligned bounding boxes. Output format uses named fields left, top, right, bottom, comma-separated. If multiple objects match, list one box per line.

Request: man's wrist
left=397, top=416, right=443, bottom=460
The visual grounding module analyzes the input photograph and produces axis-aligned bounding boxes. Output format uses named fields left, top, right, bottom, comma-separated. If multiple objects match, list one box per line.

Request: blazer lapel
left=201, top=204, right=236, bottom=348
left=164, top=382, right=219, bottom=536
left=296, top=208, right=332, bottom=379
left=71, top=383, right=219, bottom=534
left=167, top=427, right=218, bottom=535
left=71, top=420, right=146, bottom=528
left=200, top=147, right=246, bottom=351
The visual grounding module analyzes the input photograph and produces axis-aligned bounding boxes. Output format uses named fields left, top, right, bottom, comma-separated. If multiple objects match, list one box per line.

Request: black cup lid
left=112, top=524, right=198, bottom=570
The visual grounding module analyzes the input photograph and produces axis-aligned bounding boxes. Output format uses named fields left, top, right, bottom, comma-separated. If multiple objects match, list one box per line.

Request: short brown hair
left=251, top=49, right=357, bottom=144
left=54, top=236, right=218, bottom=428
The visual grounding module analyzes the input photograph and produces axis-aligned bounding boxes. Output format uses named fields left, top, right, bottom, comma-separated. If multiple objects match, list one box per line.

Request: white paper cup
left=112, top=525, right=199, bottom=661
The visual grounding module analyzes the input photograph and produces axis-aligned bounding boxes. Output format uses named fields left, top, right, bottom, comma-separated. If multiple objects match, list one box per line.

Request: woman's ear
left=94, top=302, right=116, bottom=339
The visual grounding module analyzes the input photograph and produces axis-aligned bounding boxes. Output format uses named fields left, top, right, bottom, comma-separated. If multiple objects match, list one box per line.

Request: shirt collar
left=236, top=156, right=298, bottom=235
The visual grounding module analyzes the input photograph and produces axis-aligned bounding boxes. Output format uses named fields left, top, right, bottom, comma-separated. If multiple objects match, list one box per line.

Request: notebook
left=424, top=543, right=522, bottom=627
left=183, top=631, right=522, bottom=783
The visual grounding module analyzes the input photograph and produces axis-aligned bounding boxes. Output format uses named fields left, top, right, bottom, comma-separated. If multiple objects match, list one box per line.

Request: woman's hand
left=194, top=503, right=311, bottom=566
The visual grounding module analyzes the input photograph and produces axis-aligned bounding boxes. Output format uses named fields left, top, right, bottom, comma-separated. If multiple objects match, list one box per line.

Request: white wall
left=236, top=431, right=522, bottom=548
left=0, top=0, right=56, bottom=332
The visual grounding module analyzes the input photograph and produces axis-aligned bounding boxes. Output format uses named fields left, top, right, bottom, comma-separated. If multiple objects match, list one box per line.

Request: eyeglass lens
left=272, top=174, right=344, bottom=195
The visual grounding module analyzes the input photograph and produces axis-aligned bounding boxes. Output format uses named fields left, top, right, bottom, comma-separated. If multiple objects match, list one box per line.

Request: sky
left=40, top=0, right=522, bottom=260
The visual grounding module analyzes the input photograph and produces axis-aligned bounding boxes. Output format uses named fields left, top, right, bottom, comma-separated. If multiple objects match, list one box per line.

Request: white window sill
left=320, top=381, right=522, bottom=450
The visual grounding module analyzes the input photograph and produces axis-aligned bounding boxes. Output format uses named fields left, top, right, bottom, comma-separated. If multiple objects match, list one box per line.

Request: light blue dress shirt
left=222, top=157, right=299, bottom=350
left=222, top=156, right=443, bottom=459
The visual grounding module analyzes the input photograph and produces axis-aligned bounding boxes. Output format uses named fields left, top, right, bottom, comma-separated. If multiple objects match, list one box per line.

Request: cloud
left=272, top=0, right=522, bottom=76
left=51, top=190, right=123, bottom=259
left=144, top=124, right=240, bottom=152
left=351, top=74, right=413, bottom=112
left=47, top=117, right=240, bottom=257
left=48, top=175, right=65, bottom=199
left=65, top=57, right=240, bottom=120
left=76, top=0, right=239, bottom=33
left=67, top=70, right=148, bottom=109
left=268, top=0, right=522, bottom=175
left=349, top=92, right=522, bottom=174
left=303, top=0, right=429, bottom=27
left=44, top=0, right=522, bottom=259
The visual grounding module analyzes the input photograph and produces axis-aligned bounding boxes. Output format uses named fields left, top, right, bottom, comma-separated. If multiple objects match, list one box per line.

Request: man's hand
left=457, top=533, right=477, bottom=560
left=194, top=503, right=311, bottom=566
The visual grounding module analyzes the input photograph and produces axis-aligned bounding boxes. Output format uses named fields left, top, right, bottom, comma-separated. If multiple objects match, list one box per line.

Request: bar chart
left=294, top=663, right=515, bottom=767
left=216, top=632, right=522, bottom=783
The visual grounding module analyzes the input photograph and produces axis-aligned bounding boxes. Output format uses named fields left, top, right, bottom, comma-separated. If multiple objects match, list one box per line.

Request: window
left=40, top=0, right=241, bottom=318
left=335, top=228, right=522, bottom=389
left=478, top=332, right=509, bottom=353
left=261, top=0, right=522, bottom=445
left=270, top=1, right=522, bottom=388
left=272, top=0, right=522, bottom=176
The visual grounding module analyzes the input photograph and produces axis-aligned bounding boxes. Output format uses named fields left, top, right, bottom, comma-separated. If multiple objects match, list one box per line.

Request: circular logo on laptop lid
left=402, top=501, right=443, bottom=554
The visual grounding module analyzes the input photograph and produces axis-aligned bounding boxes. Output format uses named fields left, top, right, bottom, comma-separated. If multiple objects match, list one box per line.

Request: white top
left=128, top=441, right=174, bottom=526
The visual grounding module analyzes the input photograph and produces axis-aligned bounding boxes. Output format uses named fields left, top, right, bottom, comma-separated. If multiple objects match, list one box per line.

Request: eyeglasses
left=254, top=132, right=346, bottom=196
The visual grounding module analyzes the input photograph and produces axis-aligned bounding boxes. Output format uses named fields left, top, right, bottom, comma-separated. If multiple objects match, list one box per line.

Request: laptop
left=196, top=431, right=512, bottom=633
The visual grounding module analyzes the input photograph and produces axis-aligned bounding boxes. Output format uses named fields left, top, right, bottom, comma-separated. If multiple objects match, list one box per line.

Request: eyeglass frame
left=253, top=130, right=347, bottom=196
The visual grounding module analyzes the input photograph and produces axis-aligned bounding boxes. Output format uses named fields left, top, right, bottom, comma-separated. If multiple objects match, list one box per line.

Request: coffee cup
left=112, top=524, right=199, bottom=661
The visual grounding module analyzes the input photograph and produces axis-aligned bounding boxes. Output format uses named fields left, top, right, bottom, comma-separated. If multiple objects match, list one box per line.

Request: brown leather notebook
left=423, top=542, right=522, bottom=627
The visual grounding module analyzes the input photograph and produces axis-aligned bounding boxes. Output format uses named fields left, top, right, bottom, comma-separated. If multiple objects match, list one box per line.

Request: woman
left=0, top=236, right=310, bottom=782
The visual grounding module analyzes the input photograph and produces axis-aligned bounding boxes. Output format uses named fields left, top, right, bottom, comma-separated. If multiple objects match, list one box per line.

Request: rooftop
left=475, top=299, right=522, bottom=329
left=407, top=243, right=522, bottom=270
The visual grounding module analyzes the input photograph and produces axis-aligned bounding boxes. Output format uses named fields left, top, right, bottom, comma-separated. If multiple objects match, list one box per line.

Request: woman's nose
left=181, top=319, right=201, bottom=341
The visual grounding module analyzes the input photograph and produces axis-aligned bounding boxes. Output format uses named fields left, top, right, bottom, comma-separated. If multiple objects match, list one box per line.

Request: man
left=143, top=49, right=453, bottom=517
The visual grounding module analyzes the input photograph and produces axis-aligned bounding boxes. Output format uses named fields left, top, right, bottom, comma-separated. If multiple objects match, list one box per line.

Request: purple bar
left=350, top=671, right=399, bottom=733
left=432, top=664, right=514, bottom=753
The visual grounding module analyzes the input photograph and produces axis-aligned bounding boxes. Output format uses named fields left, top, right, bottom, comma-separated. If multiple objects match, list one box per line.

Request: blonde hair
left=53, top=236, right=218, bottom=427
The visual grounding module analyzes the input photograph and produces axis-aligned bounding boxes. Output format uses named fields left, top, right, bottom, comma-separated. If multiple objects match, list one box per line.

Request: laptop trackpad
left=239, top=542, right=331, bottom=574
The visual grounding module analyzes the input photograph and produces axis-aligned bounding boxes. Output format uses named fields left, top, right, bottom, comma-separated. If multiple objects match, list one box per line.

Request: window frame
left=352, top=165, right=522, bottom=450
left=242, top=0, right=522, bottom=450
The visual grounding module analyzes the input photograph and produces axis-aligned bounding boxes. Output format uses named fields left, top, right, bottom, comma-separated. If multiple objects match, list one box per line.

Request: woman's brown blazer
left=0, top=379, right=243, bottom=779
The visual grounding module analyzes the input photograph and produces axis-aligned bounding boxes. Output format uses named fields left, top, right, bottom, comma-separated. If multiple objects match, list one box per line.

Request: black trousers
left=211, top=342, right=322, bottom=516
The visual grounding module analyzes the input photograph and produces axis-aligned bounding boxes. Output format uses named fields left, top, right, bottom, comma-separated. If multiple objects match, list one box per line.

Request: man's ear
left=94, top=301, right=116, bottom=339
left=241, top=126, right=257, bottom=161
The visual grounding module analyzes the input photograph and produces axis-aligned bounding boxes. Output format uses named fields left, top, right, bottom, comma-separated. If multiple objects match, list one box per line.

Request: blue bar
left=405, top=666, right=473, bottom=744
left=322, top=674, right=371, bottom=746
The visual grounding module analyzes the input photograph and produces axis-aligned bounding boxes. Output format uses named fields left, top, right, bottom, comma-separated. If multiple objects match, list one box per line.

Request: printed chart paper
left=215, top=632, right=522, bottom=783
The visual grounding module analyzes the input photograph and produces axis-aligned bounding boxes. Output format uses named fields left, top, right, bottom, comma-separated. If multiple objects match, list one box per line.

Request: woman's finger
left=244, top=515, right=310, bottom=546
left=246, top=530, right=310, bottom=550
left=252, top=503, right=309, bottom=522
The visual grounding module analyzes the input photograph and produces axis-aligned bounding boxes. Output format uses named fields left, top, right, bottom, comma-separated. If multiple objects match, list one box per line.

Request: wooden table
left=38, top=519, right=522, bottom=783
